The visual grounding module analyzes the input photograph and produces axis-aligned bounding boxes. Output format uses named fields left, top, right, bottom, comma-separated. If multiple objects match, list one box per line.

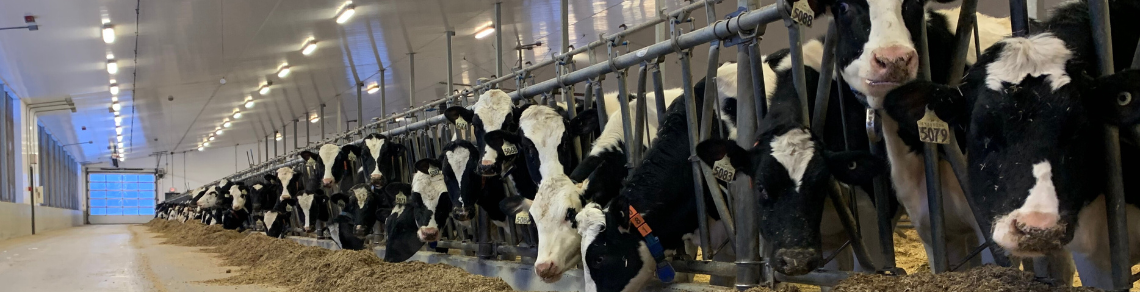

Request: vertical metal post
left=293, top=119, right=299, bottom=150
left=810, top=20, right=838, bottom=136
left=357, top=85, right=363, bottom=131
left=947, top=0, right=978, bottom=86
left=732, top=6, right=761, bottom=287
left=611, top=41, right=637, bottom=169
left=307, top=117, right=311, bottom=146
left=446, top=31, right=455, bottom=102
left=409, top=53, right=416, bottom=108
left=274, top=130, right=279, bottom=157
left=915, top=13, right=948, bottom=273
left=1009, top=0, right=1031, bottom=37
left=679, top=45, right=714, bottom=264
left=781, top=1, right=809, bottom=126
left=380, top=70, right=387, bottom=117
left=632, top=64, right=649, bottom=167
left=561, top=0, right=570, bottom=53
left=495, top=2, right=504, bottom=77
left=283, top=124, right=289, bottom=152
left=592, top=79, right=608, bottom=129
left=650, top=63, right=668, bottom=127
left=321, top=104, right=326, bottom=140
left=1088, top=0, right=1130, bottom=289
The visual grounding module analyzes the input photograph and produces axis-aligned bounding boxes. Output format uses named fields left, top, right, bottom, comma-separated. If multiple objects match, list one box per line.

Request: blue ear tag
left=429, top=241, right=438, bottom=249
left=656, top=262, right=676, bottom=283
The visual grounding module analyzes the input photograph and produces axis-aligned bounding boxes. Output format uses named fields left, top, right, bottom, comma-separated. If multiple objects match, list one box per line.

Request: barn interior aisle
left=0, top=224, right=281, bottom=292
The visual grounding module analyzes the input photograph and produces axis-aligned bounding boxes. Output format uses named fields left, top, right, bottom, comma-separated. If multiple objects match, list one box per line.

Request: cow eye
left=847, top=161, right=857, bottom=170
left=1118, top=92, right=1132, bottom=106
left=837, top=2, right=849, bottom=14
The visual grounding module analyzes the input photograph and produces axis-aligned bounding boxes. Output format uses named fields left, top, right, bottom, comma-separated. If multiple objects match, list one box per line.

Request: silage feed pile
left=833, top=265, right=1100, bottom=292
left=143, top=219, right=513, bottom=292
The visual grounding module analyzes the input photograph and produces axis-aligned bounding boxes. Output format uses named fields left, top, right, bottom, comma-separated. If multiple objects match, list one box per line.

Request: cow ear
left=341, top=144, right=362, bottom=156
left=483, top=130, right=518, bottom=148
left=498, top=196, right=532, bottom=217
left=444, top=106, right=474, bottom=124
left=824, top=151, right=886, bottom=185
left=695, top=139, right=753, bottom=176
left=568, top=108, right=600, bottom=136
left=1090, top=69, right=1140, bottom=126
left=883, top=80, right=969, bottom=129
left=299, top=151, right=317, bottom=161
left=414, top=158, right=438, bottom=174
left=384, top=183, right=411, bottom=197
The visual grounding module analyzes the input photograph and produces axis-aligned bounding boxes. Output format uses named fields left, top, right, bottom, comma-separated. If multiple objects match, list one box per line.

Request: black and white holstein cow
left=790, top=0, right=1014, bottom=270
left=381, top=159, right=452, bottom=262
left=222, top=184, right=251, bottom=231
left=882, top=0, right=1140, bottom=288
left=298, top=150, right=332, bottom=236
left=356, top=134, right=407, bottom=234
left=440, top=140, right=510, bottom=231
left=263, top=166, right=304, bottom=238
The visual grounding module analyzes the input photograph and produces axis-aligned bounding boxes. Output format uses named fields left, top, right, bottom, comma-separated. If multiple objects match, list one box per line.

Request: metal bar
left=780, top=0, right=810, bottom=126
left=477, top=209, right=493, bottom=259
left=446, top=31, right=455, bottom=101
left=729, top=11, right=761, bottom=288
left=670, top=260, right=737, bottom=277
left=950, top=241, right=994, bottom=272
left=924, top=144, right=947, bottom=273
left=1088, top=0, right=1130, bottom=289
left=650, top=63, right=668, bottom=128
left=495, top=2, right=503, bottom=77
left=826, top=182, right=879, bottom=270
left=591, top=79, right=608, bottom=129
left=1009, top=0, right=1031, bottom=37
left=293, top=119, right=299, bottom=150
left=409, top=53, right=416, bottom=108
left=632, top=64, right=649, bottom=167
left=380, top=70, right=387, bottom=117
left=679, top=41, right=717, bottom=266
left=947, top=0, right=979, bottom=86
left=613, top=44, right=637, bottom=170
left=811, top=19, right=838, bottom=136
left=868, top=110, right=896, bottom=269
left=321, top=104, right=326, bottom=140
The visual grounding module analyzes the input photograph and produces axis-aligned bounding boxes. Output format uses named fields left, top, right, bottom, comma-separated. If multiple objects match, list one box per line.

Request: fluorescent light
left=111, top=96, right=119, bottom=102
left=259, top=84, right=270, bottom=95
left=111, top=102, right=121, bottom=111
left=204, top=142, right=211, bottom=147
left=115, top=126, right=123, bottom=135
left=475, top=26, right=495, bottom=39
left=277, top=66, right=291, bottom=78
left=106, top=60, right=118, bottom=74
left=209, top=136, right=215, bottom=141
left=102, top=24, right=115, bottom=43
left=215, top=129, right=223, bottom=135
left=310, top=113, right=320, bottom=123
left=114, top=116, right=122, bottom=124
left=109, top=83, right=120, bottom=95
left=223, top=121, right=232, bottom=128
left=301, top=40, right=318, bottom=55
left=335, top=3, right=356, bottom=24
left=116, top=135, right=123, bottom=142
left=232, top=111, right=242, bottom=119
left=198, top=146, right=204, bottom=151
left=366, top=84, right=379, bottom=94
left=275, top=132, right=282, bottom=141
left=117, top=142, right=124, bottom=149
left=244, top=96, right=255, bottom=108
left=114, top=111, right=120, bottom=117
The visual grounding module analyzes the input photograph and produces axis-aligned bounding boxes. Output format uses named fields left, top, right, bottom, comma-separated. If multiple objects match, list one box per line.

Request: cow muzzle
left=478, top=161, right=498, bottom=177
left=322, top=178, right=335, bottom=188
left=451, top=207, right=475, bottom=221
left=535, top=262, right=562, bottom=283
left=418, top=227, right=439, bottom=242
left=994, top=211, right=1067, bottom=255
left=773, top=248, right=821, bottom=276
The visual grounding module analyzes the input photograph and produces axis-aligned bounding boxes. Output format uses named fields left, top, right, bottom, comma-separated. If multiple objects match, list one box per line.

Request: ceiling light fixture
left=215, top=129, right=224, bottom=135
left=106, top=59, right=118, bottom=74
left=111, top=96, right=118, bottom=102
left=114, top=116, right=122, bottom=124
left=275, top=131, right=282, bottom=141
left=301, top=39, right=318, bottom=56
left=475, top=26, right=495, bottom=39
left=114, top=118, right=121, bottom=126
left=116, top=135, right=123, bottom=142
left=277, top=65, right=291, bottom=78
left=117, top=142, right=124, bottom=149
left=204, top=142, right=211, bottom=147
left=244, top=96, right=255, bottom=108
left=223, top=121, right=232, bottom=128
left=114, top=111, right=121, bottom=117
left=115, top=126, right=123, bottom=135
left=198, top=146, right=204, bottom=151
left=102, top=24, right=115, bottom=43
left=366, top=84, right=380, bottom=94
left=310, top=113, right=320, bottom=123
left=232, top=110, right=242, bottom=119
left=109, top=83, right=120, bottom=95
left=209, top=136, right=215, bottom=141
left=335, top=2, right=356, bottom=24
left=259, top=84, right=271, bottom=95
left=111, top=101, right=121, bottom=111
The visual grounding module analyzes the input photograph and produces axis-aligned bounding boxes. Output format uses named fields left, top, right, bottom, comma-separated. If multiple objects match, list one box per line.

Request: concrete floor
left=0, top=224, right=282, bottom=292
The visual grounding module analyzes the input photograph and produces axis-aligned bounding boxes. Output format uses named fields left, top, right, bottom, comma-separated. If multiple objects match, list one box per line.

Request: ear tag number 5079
left=917, top=108, right=950, bottom=144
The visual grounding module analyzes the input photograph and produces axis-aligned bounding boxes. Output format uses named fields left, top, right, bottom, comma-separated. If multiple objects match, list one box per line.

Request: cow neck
left=627, top=205, right=675, bottom=283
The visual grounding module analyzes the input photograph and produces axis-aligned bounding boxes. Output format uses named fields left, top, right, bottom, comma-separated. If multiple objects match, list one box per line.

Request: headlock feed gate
left=163, top=0, right=1139, bottom=291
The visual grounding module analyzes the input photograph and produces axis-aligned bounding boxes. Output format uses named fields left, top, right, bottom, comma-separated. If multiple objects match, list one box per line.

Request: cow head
left=318, top=144, right=341, bottom=189
left=576, top=198, right=655, bottom=292
left=441, top=140, right=481, bottom=221
left=410, top=158, right=450, bottom=242
left=361, top=133, right=405, bottom=187
left=445, top=89, right=522, bottom=177
left=297, top=150, right=324, bottom=193
left=805, top=0, right=954, bottom=107
left=229, top=184, right=249, bottom=211
left=382, top=182, right=425, bottom=262
left=518, top=104, right=586, bottom=283
left=277, top=167, right=301, bottom=200
left=695, top=125, right=884, bottom=276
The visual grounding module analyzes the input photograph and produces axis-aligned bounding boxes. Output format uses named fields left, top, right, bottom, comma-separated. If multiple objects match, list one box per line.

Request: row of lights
left=201, top=1, right=354, bottom=151
left=103, top=19, right=127, bottom=160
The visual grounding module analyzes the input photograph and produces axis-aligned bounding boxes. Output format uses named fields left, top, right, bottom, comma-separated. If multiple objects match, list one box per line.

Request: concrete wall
left=0, top=201, right=83, bottom=241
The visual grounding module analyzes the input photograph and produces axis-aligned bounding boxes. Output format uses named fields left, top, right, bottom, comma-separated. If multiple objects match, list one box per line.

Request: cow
left=361, top=133, right=407, bottom=188
left=441, top=139, right=508, bottom=224
left=381, top=182, right=424, bottom=262
left=222, top=184, right=251, bottom=231
left=381, top=159, right=453, bottom=262
left=326, top=144, right=367, bottom=193
left=444, top=90, right=541, bottom=203
left=297, top=150, right=332, bottom=236
left=881, top=0, right=1140, bottom=287
left=328, top=192, right=365, bottom=250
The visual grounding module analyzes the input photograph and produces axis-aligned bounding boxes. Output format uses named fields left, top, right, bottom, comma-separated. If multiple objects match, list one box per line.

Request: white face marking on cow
left=253, top=184, right=263, bottom=191
left=297, top=193, right=314, bottom=228
left=445, top=147, right=471, bottom=206
left=365, top=137, right=385, bottom=176
left=319, top=144, right=340, bottom=182
left=353, top=188, right=369, bottom=209
left=481, top=145, right=499, bottom=166
left=265, top=211, right=279, bottom=229
left=842, top=0, right=916, bottom=107
left=473, top=89, right=513, bottom=132
left=576, top=203, right=606, bottom=292
left=412, top=168, right=447, bottom=233
left=520, top=106, right=567, bottom=173
left=277, top=167, right=295, bottom=199
left=992, top=161, right=1061, bottom=256
left=229, top=185, right=245, bottom=210
left=985, top=34, right=1072, bottom=92
left=769, top=128, right=816, bottom=191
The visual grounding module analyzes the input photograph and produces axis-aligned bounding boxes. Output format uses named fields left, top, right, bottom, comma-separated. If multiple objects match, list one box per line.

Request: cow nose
left=870, top=45, right=918, bottom=82
left=370, top=173, right=383, bottom=180
left=452, top=208, right=470, bottom=221
left=535, top=262, right=561, bottom=281
left=420, top=227, right=439, bottom=241
left=1014, top=211, right=1059, bottom=230
left=481, top=160, right=494, bottom=166
left=322, top=178, right=334, bottom=186
left=773, top=248, right=820, bottom=276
